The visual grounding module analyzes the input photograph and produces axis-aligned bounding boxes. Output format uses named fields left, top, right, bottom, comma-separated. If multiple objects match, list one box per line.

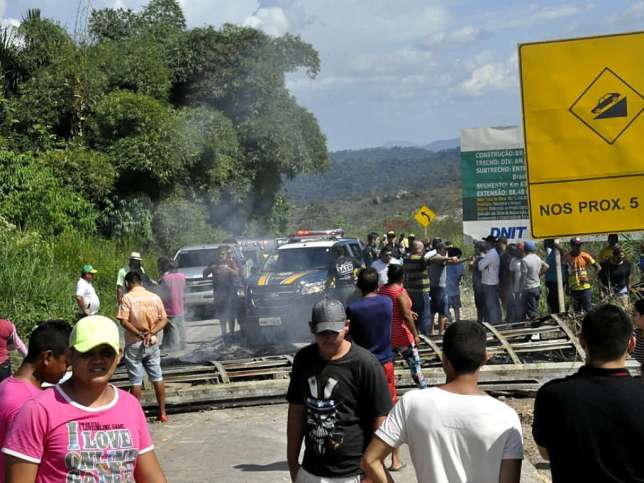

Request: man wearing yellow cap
left=75, top=264, right=100, bottom=318
left=2, top=315, right=166, bottom=483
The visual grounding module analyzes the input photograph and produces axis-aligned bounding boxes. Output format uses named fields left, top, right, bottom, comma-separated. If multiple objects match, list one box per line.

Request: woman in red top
left=378, top=264, right=427, bottom=390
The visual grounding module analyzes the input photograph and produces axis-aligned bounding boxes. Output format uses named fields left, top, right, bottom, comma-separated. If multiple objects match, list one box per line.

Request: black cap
left=311, top=298, right=346, bottom=333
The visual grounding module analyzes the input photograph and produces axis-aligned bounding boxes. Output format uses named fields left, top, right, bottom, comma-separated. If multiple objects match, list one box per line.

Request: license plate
left=258, top=317, right=282, bottom=327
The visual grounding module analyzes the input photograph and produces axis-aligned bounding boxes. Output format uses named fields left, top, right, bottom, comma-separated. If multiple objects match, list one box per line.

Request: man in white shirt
left=75, top=264, right=100, bottom=318
left=478, top=239, right=502, bottom=323
left=371, top=247, right=402, bottom=287
left=362, top=321, right=523, bottom=483
left=520, top=241, right=549, bottom=319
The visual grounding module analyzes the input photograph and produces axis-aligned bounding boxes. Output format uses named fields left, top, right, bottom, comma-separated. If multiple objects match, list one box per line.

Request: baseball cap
left=81, top=264, right=97, bottom=274
left=311, top=298, right=346, bottom=333
left=129, top=251, right=143, bottom=260
left=70, top=315, right=120, bottom=353
left=408, top=233, right=416, bottom=238
left=570, top=237, right=583, bottom=245
left=387, top=230, right=395, bottom=236
left=524, top=240, right=537, bottom=252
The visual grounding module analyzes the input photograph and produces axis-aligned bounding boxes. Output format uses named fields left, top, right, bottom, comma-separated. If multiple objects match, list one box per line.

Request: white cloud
left=459, top=53, right=518, bottom=96
left=1, top=17, right=19, bottom=29
left=423, top=25, right=486, bottom=48
left=484, top=2, right=594, bottom=30
left=243, top=6, right=289, bottom=36
left=607, top=1, right=644, bottom=23
left=178, top=0, right=258, bottom=28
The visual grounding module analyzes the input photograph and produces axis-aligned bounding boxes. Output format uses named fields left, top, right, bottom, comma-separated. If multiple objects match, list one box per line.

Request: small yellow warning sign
left=519, top=31, right=644, bottom=238
left=414, top=205, right=436, bottom=228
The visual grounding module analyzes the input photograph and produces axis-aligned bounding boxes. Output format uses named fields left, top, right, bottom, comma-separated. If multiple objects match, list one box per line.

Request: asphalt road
left=149, top=403, right=415, bottom=482
left=149, top=403, right=545, bottom=483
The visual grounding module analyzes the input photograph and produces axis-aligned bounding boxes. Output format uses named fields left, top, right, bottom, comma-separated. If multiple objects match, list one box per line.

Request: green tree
left=0, top=150, right=97, bottom=235
left=89, top=90, right=186, bottom=198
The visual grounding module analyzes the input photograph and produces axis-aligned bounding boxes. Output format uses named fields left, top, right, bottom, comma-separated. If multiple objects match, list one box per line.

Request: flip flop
left=387, top=463, right=407, bottom=472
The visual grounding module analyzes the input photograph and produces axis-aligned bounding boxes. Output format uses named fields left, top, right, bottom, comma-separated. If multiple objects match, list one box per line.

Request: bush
left=0, top=150, right=97, bottom=235
left=0, top=228, right=159, bottom=336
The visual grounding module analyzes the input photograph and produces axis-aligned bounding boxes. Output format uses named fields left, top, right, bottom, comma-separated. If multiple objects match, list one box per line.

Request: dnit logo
left=489, top=226, right=528, bottom=239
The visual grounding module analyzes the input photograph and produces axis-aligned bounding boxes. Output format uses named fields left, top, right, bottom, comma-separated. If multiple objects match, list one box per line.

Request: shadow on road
left=233, top=461, right=289, bottom=472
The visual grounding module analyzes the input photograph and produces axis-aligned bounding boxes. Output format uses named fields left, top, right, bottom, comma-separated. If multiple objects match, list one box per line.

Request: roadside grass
left=0, top=228, right=159, bottom=336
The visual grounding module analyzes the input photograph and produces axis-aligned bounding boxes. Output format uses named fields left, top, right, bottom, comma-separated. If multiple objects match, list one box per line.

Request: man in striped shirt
left=403, top=241, right=431, bottom=335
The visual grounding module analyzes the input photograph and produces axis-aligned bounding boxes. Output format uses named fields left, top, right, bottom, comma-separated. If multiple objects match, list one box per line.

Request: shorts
left=296, top=467, right=361, bottom=483
left=382, top=360, right=397, bottom=403
left=430, top=286, right=448, bottom=316
left=124, top=341, right=163, bottom=386
left=448, top=293, right=461, bottom=309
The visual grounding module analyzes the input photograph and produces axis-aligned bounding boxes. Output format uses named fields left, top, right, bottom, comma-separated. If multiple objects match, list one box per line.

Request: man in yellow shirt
left=563, top=238, right=601, bottom=313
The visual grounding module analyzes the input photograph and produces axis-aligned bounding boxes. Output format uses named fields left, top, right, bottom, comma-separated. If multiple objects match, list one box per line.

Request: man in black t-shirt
left=533, top=304, right=644, bottom=482
left=327, top=246, right=362, bottom=305
left=599, top=245, right=631, bottom=307
left=286, top=298, right=392, bottom=482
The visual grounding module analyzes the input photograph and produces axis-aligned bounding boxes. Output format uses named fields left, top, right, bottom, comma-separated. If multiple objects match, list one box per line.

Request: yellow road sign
left=519, top=31, right=644, bottom=238
left=414, top=205, right=436, bottom=228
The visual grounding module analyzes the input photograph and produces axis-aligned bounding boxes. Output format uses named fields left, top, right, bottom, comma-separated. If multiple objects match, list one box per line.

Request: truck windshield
left=271, top=247, right=331, bottom=272
left=176, top=249, right=219, bottom=268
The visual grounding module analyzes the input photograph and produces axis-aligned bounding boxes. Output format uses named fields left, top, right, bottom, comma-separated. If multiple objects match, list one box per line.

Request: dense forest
left=284, top=147, right=463, bottom=242
left=283, top=146, right=459, bottom=202
left=0, top=0, right=328, bottom=329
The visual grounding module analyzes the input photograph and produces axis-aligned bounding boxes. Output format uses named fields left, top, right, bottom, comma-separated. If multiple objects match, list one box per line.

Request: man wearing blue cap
left=520, top=241, right=549, bottom=319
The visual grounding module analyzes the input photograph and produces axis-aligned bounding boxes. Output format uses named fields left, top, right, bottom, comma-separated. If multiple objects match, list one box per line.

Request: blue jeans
left=483, top=284, right=502, bottom=324
left=523, top=288, right=541, bottom=319
left=507, top=292, right=523, bottom=322
left=408, top=291, right=429, bottom=336
left=571, top=288, right=592, bottom=313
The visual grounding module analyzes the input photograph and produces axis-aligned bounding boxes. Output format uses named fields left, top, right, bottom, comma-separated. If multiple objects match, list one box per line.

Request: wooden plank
left=551, top=314, right=584, bottom=360
left=483, top=323, right=522, bottom=365
left=212, top=361, right=230, bottom=383
left=418, top=334, right=442, bottom=361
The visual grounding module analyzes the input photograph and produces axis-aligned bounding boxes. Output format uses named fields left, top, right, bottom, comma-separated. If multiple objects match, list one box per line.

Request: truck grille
left=250, top=286, right=299, bottom=308
left=186, top=279, right=212, bottom=294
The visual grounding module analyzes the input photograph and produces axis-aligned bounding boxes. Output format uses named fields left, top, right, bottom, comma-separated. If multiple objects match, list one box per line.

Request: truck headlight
left=300, top=281, right=325, bottom=295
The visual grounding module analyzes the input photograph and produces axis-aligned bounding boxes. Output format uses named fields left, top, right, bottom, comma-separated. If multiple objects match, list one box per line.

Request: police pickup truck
left=243, top=230, right=364, bottom=345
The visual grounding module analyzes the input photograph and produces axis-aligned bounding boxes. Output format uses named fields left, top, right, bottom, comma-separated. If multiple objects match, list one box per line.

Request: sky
left=2, top=0, right=643, bottom=150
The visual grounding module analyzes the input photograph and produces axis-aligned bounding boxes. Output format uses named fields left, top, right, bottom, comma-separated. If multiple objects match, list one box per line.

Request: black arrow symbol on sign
left=421, top=212, right=432, bottom=222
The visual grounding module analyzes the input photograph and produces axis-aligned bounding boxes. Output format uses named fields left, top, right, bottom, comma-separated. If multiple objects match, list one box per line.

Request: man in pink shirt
left=2, top=315, right=166, bottom=483
left=0, top=320, right=71, bottom=481
left=159, top=259, right=186, bottom=352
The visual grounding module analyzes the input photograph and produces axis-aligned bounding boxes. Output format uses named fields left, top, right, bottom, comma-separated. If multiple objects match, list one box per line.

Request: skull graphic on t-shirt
left=305, top=376, right=344, bottom=455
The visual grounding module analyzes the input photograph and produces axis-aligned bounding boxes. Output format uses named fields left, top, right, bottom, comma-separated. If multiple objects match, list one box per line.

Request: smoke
left=243, top=6, right=290, bottom=37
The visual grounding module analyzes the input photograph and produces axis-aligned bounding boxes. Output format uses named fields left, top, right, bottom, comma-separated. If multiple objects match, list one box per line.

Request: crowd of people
left=288, top=291, right=644, bottom=483
left=360, top=230, right=641, bottom=333
left=0, top=230, right=643, bottom=482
